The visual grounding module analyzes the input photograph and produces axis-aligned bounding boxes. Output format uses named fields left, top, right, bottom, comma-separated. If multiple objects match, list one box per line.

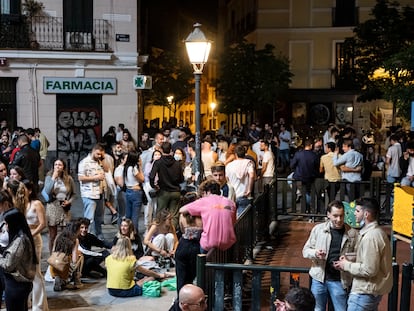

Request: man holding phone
left=302, top=200, right=358, bottom=311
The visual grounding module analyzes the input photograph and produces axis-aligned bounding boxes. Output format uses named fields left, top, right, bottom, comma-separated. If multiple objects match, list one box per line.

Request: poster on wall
left=56, top=94, right=102, bottom=175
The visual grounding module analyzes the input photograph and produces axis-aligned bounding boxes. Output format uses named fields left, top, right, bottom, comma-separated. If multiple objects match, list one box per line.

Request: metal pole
left=194, top=72, right=203, bottom=185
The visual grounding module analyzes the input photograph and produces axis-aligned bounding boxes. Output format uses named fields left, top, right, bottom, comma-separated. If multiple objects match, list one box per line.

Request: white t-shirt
left=262, top=150, right=275, bottom=177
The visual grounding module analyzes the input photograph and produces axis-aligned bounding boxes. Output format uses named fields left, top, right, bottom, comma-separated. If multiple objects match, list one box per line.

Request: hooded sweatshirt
left=149, top=155, right=184, bottom=192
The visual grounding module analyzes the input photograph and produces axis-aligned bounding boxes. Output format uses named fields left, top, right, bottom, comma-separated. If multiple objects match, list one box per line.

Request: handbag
left=47, top=251, right=69, bottom=272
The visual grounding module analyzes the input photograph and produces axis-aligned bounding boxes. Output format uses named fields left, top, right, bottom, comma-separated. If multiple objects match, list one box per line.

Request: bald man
left=169, top=284, right=207, bottom=311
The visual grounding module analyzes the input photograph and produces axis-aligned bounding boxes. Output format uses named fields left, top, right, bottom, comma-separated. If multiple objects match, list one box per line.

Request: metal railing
left=276, top=176, right=393, bottom=222
left=0, top=15, right=111, bottom=51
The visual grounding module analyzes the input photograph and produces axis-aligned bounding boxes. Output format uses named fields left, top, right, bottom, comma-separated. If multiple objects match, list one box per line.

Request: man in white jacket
left=303, top=200, right=358, bottom=311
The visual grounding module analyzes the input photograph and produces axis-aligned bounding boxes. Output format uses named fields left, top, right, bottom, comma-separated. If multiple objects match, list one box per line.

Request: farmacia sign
left=44, top=77, right=117, bottom=94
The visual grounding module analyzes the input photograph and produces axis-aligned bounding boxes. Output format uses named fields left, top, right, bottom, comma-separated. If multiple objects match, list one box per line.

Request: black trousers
left=174, top=238, right=200, bottom=295
left=4, top=273, right=33, bottom=311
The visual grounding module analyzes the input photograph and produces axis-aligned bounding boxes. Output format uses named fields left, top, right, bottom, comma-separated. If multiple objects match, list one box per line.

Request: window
left=333, top=0, right=357, bottom=27
left=334, top=42, right=355, bottom=89
left=1, top=0, right=20, bottom=15
left=63, top=0, right=93, bottom=32
left=0, top=78, right=17, bottom=129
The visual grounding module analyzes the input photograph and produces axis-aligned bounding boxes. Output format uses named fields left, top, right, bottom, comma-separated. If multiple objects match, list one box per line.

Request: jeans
left=125, top=189, right=143, bottom=232
left=347, top=293, right=382, bottom=311
left=116, top=188, right=126, bottom=226
left=311, top=279, right=348, bottom=311
left=279, top=149, right=290, bottom=170
left=236, top=197, right=252, bottom=217
left=82, top=197, right=104, bottom=236
left=108, top=284, right=142, bottom=297
left=4, top=273, right=33, bottom=311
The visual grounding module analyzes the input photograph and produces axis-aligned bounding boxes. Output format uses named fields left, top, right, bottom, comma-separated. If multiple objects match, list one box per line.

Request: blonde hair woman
left=105, top=236, right=172, bottom=297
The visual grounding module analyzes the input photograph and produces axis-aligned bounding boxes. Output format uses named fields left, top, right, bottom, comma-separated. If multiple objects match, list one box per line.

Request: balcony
left=0, top=15, right=112, bottom=52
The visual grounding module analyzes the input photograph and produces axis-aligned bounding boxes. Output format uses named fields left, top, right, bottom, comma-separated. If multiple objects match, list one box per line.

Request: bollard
left=196, top=254, right=207, bottom=291
left=388, top=262, right=399, bottom=311
left=400, top=263, right=413, bottom=311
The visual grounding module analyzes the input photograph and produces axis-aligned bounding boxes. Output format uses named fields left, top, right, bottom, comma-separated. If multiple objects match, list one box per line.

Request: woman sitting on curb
left=143, top=210, right=178, bottom=259
left=105, top=236, right=174, bottom=297
left=51, top=219, right=84, bottom=292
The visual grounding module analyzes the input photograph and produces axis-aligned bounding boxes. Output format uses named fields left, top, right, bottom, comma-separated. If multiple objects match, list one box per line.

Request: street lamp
left=210, top=102, right=216, bottom=130
left=167, top=95, right=174, bottom=119
left=185, top=23, right=211, bottom=185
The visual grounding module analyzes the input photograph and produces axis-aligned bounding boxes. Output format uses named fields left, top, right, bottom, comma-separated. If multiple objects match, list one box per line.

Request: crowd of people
left=0, top=117, right=405, bottom=310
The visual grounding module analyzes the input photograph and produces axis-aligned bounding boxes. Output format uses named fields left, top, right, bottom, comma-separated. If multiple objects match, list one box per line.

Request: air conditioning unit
left=65, top=32, right=93, bottom=50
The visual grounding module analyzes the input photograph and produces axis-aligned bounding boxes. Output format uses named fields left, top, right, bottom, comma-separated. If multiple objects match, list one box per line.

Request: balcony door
left=63, top=0, right=93, bottom=50
left=63, top=0, right=93, bottom=32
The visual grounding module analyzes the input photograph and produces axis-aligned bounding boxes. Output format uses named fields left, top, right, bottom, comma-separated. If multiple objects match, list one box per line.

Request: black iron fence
left=277, top=176, right=392, bottom=223
left=196, top=177, right=412, bottom=311
left=197, top=257, right=408, bottom=311
left=0, top=15, right=111, bottom=51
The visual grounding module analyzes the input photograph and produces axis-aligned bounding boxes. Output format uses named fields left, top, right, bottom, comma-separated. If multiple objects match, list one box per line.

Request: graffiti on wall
left=56, top=105, right=101, bottom=174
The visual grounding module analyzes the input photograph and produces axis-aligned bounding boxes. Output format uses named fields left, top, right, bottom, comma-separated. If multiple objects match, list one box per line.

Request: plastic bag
left=142, top=280, right=161, bottom=297
left=161, top=277, right=177, bottom=291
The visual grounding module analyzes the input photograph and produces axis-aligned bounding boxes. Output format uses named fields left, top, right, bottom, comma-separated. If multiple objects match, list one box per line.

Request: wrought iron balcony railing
left=0, top=15, right=112, bottom=52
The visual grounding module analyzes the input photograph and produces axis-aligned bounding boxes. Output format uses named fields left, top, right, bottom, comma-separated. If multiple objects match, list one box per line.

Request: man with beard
left=78, top=143, right=106, bottom=238
left=334, top=198, right=392, bottom=311
left=303, top=200, right=358, bottom=311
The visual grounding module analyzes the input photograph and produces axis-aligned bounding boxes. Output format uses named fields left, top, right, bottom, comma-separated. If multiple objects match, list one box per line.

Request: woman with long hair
left=105, top=236, right=171, bottom=298
left=0, top=208, right=37, bottom=311
left=6, top=179, right=28, bottom=214
left=42, top=159, right=76, bottom=254
left=143, top=209, right=178, bottom=258
left=143, top=150, right=162, bottom=232
left=123, top=151, right=144, bottom=232
left=112, top=218, right=144, bottom=260
left=51, top=219, right=83, bottom=292
left=0, top=190, right=13, bottom=308
left=23, top=180, right=48, bottom=311
left=9, top=165, right=26, bottom=181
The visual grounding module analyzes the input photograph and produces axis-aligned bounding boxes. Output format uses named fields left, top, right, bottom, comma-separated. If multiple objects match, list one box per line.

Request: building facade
left=218, top=0, right=413, bottom=139
left=0, top=0, right=140, bottom=171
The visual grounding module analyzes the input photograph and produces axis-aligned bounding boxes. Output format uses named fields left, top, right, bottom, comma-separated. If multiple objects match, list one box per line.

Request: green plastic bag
left=161, top=277, right=177, bottom=291
left=142, top=280, right=161, bottom=297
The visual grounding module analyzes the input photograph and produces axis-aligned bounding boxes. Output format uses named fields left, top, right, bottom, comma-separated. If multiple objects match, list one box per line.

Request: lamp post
left=210, top=102, right=216, bottom=130
left=167, top=95, right=174, bottom=119
left=185, top=23, right=211, bottom=185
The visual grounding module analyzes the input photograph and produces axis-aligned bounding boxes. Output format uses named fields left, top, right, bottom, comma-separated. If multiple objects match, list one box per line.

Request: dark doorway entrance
left=56, top=94, right=102, bottom=174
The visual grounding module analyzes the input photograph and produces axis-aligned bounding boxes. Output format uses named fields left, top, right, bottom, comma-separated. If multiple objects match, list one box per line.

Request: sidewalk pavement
left=36, top=187, right=177, bottom=311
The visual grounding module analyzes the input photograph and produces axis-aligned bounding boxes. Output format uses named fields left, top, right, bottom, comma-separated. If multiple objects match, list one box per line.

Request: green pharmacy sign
left=44, top=77, right=117, bottom=94
left=133, top=75, right=152, bottom=89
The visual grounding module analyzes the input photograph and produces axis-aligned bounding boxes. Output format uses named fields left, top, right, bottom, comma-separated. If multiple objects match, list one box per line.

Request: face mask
left=358, top=219, right=365, bottom=228
left=174, top=154, right=183, bottom=161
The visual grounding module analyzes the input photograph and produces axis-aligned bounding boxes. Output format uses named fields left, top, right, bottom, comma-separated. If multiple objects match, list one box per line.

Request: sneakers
left=111, top=212, right=119, bottom=225
left=53, top=276, right=63, bottom=292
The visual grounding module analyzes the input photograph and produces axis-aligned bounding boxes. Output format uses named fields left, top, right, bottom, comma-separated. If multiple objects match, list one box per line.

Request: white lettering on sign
left=43, top=77, right=117, bottom=94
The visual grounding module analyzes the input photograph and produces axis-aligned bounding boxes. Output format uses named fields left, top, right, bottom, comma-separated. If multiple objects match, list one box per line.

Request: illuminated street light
left=210, top=102, right=216, bottom=130
left=167, top=95, right=174, bottom=118
left=185, top=23, right=211, bottom=185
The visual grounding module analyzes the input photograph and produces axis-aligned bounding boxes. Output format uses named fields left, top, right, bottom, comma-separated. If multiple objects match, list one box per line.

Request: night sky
left=142, top=0, right=218, bottom=52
